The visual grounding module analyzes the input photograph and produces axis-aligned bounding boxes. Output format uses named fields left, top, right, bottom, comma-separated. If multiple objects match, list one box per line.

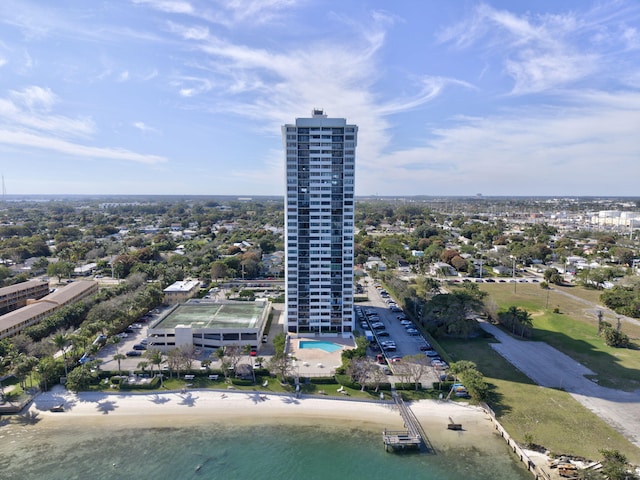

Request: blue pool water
left=299, top=340, right=342, bottom=352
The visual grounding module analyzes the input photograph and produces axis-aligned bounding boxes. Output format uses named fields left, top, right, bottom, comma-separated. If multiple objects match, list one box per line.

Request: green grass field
left=481, top=283, right=640, bottom=390
left=438, top=283, right=640, bottom=462
left=441, top=335, right=640, bottom=462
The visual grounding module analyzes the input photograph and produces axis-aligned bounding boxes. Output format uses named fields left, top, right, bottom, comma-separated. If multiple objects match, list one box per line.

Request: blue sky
left=1, top=0, right=639, bottom=197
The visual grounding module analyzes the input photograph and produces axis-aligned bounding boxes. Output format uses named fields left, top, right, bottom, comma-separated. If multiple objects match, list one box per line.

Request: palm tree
left=518, top=310, right=533, bottom=338
left=51, top=332, right=70, bottom=376
left=113, top=353, right=126, bottom=375
left=146, top=349, right=163, bottom=376
left=137, top=361, right=149, bottom=373
left=110, top=335, right=121, bottom=353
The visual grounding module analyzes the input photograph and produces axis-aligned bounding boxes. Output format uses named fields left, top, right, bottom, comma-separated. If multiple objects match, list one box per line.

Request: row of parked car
left=375, top=285, right=451, bottom=372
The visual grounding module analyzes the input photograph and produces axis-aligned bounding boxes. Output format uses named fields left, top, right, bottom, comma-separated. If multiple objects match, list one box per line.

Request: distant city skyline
left=0, top=0, right=639, bottom=197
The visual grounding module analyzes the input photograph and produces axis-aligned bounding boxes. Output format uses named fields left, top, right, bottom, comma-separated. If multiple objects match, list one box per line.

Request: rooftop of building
left=151, top=299, right=268, bottom=330
left=163, top=280, right=200, bottom=293
left=0, top=279, right=49, bottom=296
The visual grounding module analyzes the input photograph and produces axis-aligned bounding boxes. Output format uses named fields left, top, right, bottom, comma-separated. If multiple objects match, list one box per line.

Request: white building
left=163, top=279, right=200, bottom=304
left=282, top=109, right=357, bottom=335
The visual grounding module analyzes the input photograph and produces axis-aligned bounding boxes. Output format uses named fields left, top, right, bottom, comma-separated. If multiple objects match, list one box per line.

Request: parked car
left=126, top=350, right=142, bottom=357
left=133, top=344, right=147, bottom=350
left=262, top=335, right=268, bottom=343
left=376, top=331, right=390, bottom=337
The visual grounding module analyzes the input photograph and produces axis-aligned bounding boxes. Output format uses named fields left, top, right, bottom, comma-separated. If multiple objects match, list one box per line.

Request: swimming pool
left=298, top=340, right=342, bottom=353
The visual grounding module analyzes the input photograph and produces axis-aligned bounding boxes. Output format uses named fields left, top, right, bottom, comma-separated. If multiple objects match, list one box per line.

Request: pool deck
left=288, top=336, right=356, bottom=377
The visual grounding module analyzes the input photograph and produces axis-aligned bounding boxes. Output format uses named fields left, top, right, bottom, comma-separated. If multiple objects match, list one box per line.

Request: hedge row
left=119, top=377, right=160, bottom=390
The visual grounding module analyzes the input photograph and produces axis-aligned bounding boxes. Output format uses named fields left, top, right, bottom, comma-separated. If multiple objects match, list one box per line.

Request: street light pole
left=512, top=256, right=517, bottom=294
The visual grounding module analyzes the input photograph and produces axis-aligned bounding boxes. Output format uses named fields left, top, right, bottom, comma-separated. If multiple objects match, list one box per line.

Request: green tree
left=146, top=349, right=164, bottom=377
left=113, top=353, right=126, bottom=375
left=38, top=357, right=59, bottom=391
left=497, top=306, right=533, bottom=338
left=65, top=364, right=97, bottom=392
left=51, top=331, right=70, bottom=376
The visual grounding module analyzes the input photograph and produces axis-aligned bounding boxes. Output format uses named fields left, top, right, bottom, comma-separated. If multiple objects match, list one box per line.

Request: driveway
left=479, top=320, right=640, bottom=449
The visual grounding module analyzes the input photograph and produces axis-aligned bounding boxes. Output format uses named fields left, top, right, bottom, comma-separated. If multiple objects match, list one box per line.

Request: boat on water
left=49, top=404, right=65, bottom=412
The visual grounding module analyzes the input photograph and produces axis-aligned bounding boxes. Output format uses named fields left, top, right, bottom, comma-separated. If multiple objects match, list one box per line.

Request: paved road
left=479, top=320, right=640, bottom=449
left=550, top=286, right=640, bottom=329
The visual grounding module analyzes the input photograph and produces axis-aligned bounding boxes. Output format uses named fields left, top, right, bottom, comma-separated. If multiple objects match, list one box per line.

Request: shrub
left=119, top=377, right=159, bottom=390
left=231, top=378, right=253, bottom=386
left=309, top=377, right=339, bottom=385
left=334, top=374, right=359, bottom=390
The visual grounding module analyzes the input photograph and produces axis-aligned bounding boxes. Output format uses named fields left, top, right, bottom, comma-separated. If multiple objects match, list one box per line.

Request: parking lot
left=357, top=278, right=443, bottom=386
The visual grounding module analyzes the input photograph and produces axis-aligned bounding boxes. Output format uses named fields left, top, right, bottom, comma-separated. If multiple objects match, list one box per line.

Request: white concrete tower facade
left=282, top=109, right=357, bottom=336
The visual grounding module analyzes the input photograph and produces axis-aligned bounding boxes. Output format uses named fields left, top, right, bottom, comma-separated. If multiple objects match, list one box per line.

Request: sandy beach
left=26, top=386, right=488, bottom=438
left=1, top=387, right=545, bottom=480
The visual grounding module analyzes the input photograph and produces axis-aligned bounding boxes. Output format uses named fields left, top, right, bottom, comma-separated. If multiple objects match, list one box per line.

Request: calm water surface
left=1, top=422, right=531, bottom=480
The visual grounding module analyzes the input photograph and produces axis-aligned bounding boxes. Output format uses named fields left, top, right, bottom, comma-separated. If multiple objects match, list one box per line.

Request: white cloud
left=0, top=128, right=167, bottom=165
left=360, top=90, right=640, bottom=195
left=131, top=0, right=193, bottom=15
left=0, top=87, right=165, bottom=166
left=10, top=85, right=57, bottom=111
left=436, top=3, right=628, bottom=94
left=133, top=121, right=159, bottom=134
left=118, top=71, right=130, bottom=82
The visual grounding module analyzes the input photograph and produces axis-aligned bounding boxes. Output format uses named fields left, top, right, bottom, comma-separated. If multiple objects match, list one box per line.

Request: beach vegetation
left=119, top=376, right=160, bottom=391
left=65, top=363, right=99, bottom=392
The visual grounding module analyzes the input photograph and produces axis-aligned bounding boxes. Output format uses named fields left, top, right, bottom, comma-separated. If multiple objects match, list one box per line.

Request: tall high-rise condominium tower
left=282, top=109, right=357, bottom=335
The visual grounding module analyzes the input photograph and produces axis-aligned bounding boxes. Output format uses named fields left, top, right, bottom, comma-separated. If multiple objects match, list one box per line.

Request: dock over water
left=382, top=395, right=434, bottom=453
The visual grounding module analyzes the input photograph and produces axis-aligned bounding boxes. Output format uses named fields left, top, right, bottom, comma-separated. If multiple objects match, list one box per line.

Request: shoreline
left=5, top=386, right=561, bottom=479
left=23, top=387, right=552, bottom=465
left=22, top=385, right=496, bottom=436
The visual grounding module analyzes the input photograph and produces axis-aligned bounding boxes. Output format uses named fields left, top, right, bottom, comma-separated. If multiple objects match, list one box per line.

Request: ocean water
left=0, top=422, right=531, bottom=480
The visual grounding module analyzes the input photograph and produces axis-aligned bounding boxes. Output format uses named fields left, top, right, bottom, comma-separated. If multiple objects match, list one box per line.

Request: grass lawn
left=441, top=336, right=640, bottom=463
left=480, top=283, right=640, bottom=390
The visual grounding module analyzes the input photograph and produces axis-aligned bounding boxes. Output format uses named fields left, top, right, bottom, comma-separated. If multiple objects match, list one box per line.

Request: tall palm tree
left=146, top=349, right=164, bottom=386
left=113, top=353, right=126, bottom=375
left=518, top=309, right=533, bottom=338
left=51, top=332, right=70, bottom=376
left=110, top=335, right=121, bottom=353
left=146, top=349, right=163, bottom=376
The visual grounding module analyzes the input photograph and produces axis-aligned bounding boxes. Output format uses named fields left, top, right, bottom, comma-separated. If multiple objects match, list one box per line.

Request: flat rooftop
left=151, top=300, right=268, bottom=330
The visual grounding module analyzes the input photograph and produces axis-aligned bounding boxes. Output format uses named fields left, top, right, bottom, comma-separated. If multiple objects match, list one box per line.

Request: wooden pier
left=382, top=395, right=434, bottom=453
left=382, top=429, right=421, bottom=451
